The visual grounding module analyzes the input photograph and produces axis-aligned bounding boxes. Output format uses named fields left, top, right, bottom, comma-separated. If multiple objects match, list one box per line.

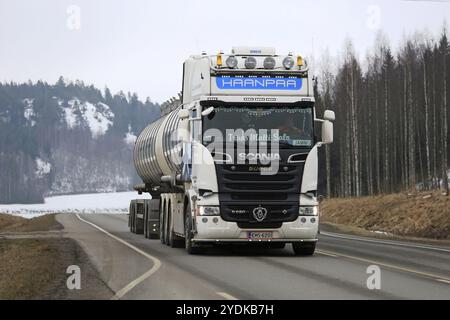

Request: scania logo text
left=238, top=153, right=280, bottom=162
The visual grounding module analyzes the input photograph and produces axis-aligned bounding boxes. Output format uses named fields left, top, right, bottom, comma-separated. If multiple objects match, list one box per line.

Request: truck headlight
left=299, top=206, right=318, bottom=216
left=198, top=206, right=220, bottom=216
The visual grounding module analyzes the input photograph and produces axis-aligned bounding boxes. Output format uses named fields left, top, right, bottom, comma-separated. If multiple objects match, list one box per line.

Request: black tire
left=168, top=209, right=181, bottom=248
left=135, top=217, right=144, bottom=235
left=144, top=221, right=149, bottom=238
left=292, top=242, right=316, bottom=256
left=168, top=219, right=181, bottom=248
left=131, top=214, right=136, bottom=233
left=164, top=203, right=171, bottom=246
left=143, top=205, right=149, bottom=238
left=184, top=203, right=201, bottom=254
left=129, top=202, right=135, bottom=233
left=129, top=214, right=134, bottom=233
left=160, top=202, right=166, bottom=244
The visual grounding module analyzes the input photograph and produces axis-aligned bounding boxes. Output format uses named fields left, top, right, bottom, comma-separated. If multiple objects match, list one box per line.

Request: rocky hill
left=0, top=78, right=160, bottom=203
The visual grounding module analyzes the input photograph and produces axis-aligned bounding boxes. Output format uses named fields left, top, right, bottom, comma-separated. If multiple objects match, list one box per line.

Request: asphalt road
left=56, top=213, right=450, bottom=300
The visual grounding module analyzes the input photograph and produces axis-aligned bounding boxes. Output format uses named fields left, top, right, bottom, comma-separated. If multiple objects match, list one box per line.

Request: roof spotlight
left=263, top=57, right=276, bottom=69
left=226, top=56, right=238, bottom=68
left=283, top=56, right=295, bottom=69
left=245, top=56, right=257, bottom=69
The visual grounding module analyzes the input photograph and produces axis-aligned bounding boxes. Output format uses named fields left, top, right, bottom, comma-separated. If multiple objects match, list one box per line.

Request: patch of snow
left=61, top=99, right=115, bottom=138
left=371, top=230, right=393, bottom=236
left=83, top=102, right=114, bottom=137
left=23, top=98, right=36, bottom=126
left=35, top=157, right=51, bottom=178
left=64, top=99, right=79, bottom=128
left=0, top=192, right=149, bottom=218
left=124, top=125, right=137, bottom=145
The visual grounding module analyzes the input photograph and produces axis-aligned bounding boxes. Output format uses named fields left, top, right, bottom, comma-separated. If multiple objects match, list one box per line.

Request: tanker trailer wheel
left=159, top=201, right=166, bottom=244
left=167, top=205, right=183, bottom=248
left=184, top=203, right=201, bottom=254
left=143, top=203, right=149, bottom=238
left=129, top=201, right=136, bottom=233
left=164, top=202, right=172, bottom=246
left=292, top=242, right=316, bottom=256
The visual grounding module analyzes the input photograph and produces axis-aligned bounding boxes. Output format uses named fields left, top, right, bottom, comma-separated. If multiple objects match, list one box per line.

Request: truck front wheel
left=184, top=203, right=200, bottom=254
left=292, top=242, right=316, bottom=256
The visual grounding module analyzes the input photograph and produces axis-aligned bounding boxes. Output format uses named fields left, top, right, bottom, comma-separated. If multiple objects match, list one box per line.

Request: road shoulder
left=0, top=213, right=113, bottom=299
left=321, top=222, right=450, bottom=247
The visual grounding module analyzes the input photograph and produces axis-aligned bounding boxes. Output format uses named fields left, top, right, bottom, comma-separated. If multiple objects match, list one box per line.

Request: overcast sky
left=1, top=0, right=449, bottom=103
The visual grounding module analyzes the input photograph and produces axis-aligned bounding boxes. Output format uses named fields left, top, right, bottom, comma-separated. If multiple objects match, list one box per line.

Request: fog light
left=310, top=218, right=316, bottom=223
left=199, top=206, right=220, bottom=216
left=202, top=218, right=208, bottom=223
left=299, top=206, right=318, bottom=216
left=213, top=217, right=219, bottom=223
left=301, top=217, right=307, bottom=223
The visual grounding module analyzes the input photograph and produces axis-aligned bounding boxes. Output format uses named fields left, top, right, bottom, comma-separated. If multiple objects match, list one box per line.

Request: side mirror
left=178, top=109, right=189, bottom=119
left=321, top=120, right=333, bottom=145
left=201, top=107, right=215, bottom=117
left=324, top=110, right=335, bottom=122
left=317, top=194, right=324, bottom=203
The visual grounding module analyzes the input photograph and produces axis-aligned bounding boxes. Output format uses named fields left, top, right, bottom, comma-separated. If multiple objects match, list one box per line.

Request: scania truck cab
left=130, top=47, right=334, bottom=255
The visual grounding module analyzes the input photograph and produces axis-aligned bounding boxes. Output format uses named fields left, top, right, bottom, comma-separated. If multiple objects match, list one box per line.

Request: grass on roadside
left=321, top=191, right=450, bottom=239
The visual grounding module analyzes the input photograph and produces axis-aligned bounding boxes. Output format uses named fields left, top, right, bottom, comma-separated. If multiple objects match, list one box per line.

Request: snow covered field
left=0, top=192, right=149, bottom=218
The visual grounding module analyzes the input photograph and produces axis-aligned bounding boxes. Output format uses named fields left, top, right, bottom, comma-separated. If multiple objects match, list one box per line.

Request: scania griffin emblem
left=252, top=206, right=268, bottom=222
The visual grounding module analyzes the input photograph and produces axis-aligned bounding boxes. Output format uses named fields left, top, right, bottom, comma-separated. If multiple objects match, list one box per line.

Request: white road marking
left=316, top=250, right=338, bottom=258
left=436, top=279, right=450, bottom=284
left=216, top=292, right=238, bottom=300
left=321, top=231, right=450, bottom=253
left=75, top=213, right=162, bottom=300
left=318, top=248, right=450, bottom=284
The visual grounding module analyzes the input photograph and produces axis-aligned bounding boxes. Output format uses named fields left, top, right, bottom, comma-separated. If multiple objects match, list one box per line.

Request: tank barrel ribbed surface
left=133, top=106, right=183, bottom=185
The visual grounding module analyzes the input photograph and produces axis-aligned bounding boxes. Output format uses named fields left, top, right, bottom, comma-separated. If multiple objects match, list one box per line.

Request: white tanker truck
left=128, top=47, right=334, bottom=255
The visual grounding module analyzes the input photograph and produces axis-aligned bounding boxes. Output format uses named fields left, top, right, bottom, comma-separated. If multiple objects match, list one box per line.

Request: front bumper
left=193, top=215, right=318, bottom=243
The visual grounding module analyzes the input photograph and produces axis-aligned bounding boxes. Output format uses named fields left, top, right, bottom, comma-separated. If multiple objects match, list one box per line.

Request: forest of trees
left=2, top=27, right=449, bottom=204
left=0, top=78, right=160, bottom=203
left=315, top=28, right=450, bottom=198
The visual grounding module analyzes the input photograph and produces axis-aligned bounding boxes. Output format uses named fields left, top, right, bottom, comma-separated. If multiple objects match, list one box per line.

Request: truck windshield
left=202, top=105, right=314, bottom=148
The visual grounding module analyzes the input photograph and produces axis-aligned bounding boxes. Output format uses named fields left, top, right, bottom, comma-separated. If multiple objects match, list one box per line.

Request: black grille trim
left=215, top=155, right=305, bottom=223
left=237, top=222, right=283, bottom=229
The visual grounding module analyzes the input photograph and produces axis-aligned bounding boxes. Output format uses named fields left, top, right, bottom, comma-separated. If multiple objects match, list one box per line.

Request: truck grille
left=219, top=164, right=300, bottom=200
left=215, top=162, right=303, bottom=224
